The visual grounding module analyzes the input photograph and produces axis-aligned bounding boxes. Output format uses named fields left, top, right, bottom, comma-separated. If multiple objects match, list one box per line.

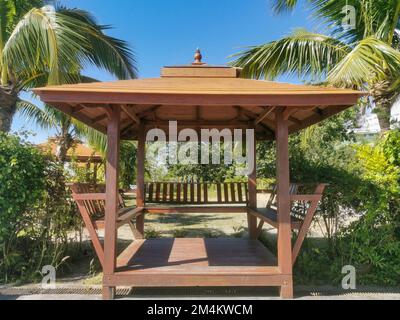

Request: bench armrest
left=290, top=194, right=322, bottom=202
left=257, top=189, right=275, bottom=194
left=72, top=193, right=106, bottom=201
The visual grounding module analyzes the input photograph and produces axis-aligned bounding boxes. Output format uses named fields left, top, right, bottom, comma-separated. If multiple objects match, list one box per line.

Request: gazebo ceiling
left=34, top=51, right=364, bottom=140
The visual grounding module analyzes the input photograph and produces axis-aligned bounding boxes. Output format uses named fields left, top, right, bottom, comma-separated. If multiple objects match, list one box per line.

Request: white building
left=354, top=100, right=400, bottom=136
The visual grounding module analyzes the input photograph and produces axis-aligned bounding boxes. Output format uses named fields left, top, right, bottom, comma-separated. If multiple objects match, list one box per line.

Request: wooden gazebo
left=34, top=51, right=363, bottom=299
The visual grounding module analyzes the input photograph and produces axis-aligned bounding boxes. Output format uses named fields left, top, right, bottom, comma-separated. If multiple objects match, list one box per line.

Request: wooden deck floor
left=104, top=238, right=286, bottom=288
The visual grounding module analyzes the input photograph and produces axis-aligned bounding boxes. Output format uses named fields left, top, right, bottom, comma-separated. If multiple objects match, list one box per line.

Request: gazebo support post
left=102, top=106, right=121, bottom=300
left=135, top=123, right=146, bottom=239
left=275, top=107, right=294, bottom=299
left=247, top=134, right=258, bottom=239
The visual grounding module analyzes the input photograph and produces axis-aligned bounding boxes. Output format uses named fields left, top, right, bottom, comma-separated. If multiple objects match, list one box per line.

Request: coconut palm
left=232, top=0, right=400, bottom=132
left=0, top=1, right=137, bottom=161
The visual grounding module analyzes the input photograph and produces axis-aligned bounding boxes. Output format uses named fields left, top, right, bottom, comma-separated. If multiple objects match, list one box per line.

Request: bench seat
left=249, top=207, right=303, bottom=230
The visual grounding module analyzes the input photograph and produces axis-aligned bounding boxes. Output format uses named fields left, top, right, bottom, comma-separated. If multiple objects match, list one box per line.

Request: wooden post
left=102, top=106, right=120, bottom=300
left=247, top=133, right=258, bottom=239
left=135, top=123, right=145, bottom=239
left=275, top=107, right=294, bottom=299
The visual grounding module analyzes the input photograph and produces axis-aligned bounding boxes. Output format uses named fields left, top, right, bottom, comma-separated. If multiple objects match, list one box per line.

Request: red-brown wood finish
left=103, top=106, right=120, bottom=300
left=275, top=107, right=294, bottom=299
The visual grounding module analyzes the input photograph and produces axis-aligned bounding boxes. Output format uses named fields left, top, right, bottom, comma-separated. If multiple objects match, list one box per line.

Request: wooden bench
left=69, top=183, right=144, bottom=268
left=249, top=183, right=327, bottom=265
left=144, top=182, right=249, bottom=213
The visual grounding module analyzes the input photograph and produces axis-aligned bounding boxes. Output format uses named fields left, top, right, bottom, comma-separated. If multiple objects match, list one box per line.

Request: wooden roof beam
left=137, top=105, right=161, bottom=119
left=235, top=106, right=275, bottom=135
left=71, top=106, right=84, bottom=114
left=283, top=107, right=298, bottom=120
left=255, top=107, right=276, bottom=125
left=92, top=114, right=108, bottom=124
left=121, top=105, right=141, bottom=124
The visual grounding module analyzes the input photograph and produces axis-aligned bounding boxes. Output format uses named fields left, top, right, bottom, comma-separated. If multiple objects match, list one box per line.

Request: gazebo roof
left=38, top=139, right=103, bottom=163
left=34, top=51, right=364, bottom=140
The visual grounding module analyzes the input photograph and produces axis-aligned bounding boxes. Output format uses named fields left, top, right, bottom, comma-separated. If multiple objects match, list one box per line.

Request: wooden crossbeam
left=137, top=105, right=161, bottom=119
left=234, top=106, right=275, bottom=134
left=282, top=107, right=298, bottom=120
left=92, top=114, right=108, bottom=124
left=121, top=105, right=141, bottom=124
left=255, top=107, right=275, bottom=125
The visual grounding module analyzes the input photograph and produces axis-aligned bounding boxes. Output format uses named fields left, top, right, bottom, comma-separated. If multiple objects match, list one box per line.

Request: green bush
left=258, top=115, right=400, bottom=286
left=0, top=133, right=46, bottom=281
left=0, top=133, right=79, bottom=283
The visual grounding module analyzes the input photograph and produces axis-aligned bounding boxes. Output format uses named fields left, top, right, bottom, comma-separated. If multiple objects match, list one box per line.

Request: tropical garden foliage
left=0, top=0, right=137, bottom=163
left=232, top=0, right=400, bottom=132
left=1, top=0, right=399, bottom=287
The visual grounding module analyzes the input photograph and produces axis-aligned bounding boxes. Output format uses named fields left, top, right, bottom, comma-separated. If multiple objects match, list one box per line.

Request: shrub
left=0, top=133, right=46, bottom=281
left=258, top=115, right=400, bottom=286
left=0, top=133, right=79, bottom=283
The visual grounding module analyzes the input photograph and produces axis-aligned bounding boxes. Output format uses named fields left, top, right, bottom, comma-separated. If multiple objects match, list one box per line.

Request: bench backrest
left=144, top=182, right=248, bottom=205
left=69, top=183, right=125, bottom=218
left=266, top=184, right=299, bottom=209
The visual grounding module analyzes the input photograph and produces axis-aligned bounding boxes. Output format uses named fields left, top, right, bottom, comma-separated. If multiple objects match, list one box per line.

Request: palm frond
left=73, top=120, right=107, bottom=156
left=327, top=37, right=400, bottom=87
left=16, top=99, right=56, bottom=130
left=3, top=7, right=86, bottom=85
left=271, top=0, right=299, bottom=14
left=231, top=29, right=350, bottom=81
left=308, top=0, right=400, bottom=44
left=56, top=7, right=137, bottom=79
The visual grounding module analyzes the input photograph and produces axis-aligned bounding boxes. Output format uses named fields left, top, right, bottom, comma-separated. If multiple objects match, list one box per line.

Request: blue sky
left=12, top=0, right=315, bottom=143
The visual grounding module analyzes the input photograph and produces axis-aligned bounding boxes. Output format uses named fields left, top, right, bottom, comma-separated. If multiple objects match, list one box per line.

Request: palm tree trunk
left=370, top=81, right=394, bottom=133
left=0, top=84, right=18, bottom=133
left=375, top=102, right=392, bottom=132
left=56, top=120, right=73, bottom=164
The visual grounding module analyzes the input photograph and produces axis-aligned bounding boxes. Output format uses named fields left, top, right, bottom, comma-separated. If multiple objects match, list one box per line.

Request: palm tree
left=0, top=1, right=137, bottom=160
left=232, top=0, right=400, bottom=132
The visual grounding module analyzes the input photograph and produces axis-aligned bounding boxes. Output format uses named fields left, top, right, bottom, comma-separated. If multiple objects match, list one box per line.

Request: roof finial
left=192, top=48, right=205, bottom=65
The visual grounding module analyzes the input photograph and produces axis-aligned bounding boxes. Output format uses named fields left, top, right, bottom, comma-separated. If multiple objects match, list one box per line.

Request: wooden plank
left=190, top=183, right=195, bottom=203
left=162, top=183, right=168, bottom=202
left=176, top=183, right=181, bottom=203
left=203, top=183, right=208, bottom=203
left=103, top=105, right=120, bottom=299
left=224, top=183, right=229, bottom=203
left=197, top=183, right=201, bottom=203
left=237, top=183, right=243, bottom=203
left=275, top=107, right=294, bottom=299
left=292, top=184, right=326, bottom=265
left=183, top=183, right=188, bottom=203
left=169, top=183, right=175, bottom=202
left=255, top=107, right=275, bottom=125
left=104, top=273, right=290, bottom=287
left=75, top=200, right=104, bottom=267
left=148, top=183, right=154, bottom=202
left=247, top=135, right=258, bottom=239
left=104, top=238, right=287, bottom=287
left=155, top=183, right=161, bottom=202
left=121, top=104, right=141, bottom=124
left=230, top=183, right=236, bottom=203
left=217, top=184, right=222, bottom=203
left=145, top=206, right=248, bottom=214
left=136, top=125, right=145, bottom=207
left=136, top=123, right=146, bottom=239
left=117, top=240, right=146, bottom=268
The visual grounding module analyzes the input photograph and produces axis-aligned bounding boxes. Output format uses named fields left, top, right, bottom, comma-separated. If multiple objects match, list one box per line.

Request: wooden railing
left=144, top=182, right=249, bottom=205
